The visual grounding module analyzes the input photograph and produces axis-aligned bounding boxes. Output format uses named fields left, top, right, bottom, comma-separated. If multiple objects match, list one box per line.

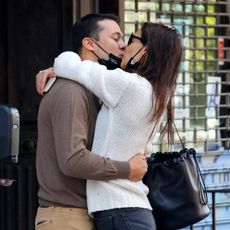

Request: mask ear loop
left=90, top=38, right=111, bottom=65
left=91, top=38, right=121, bottom=65
left=92, top=51, right=100, bottom=59
left=127, top=46, right=146, bottom=70
left=131, top=45, right=145, bottom=62
left=140, top=51, right=148, bottom=66
left=91, top=38, right=110, bottom=56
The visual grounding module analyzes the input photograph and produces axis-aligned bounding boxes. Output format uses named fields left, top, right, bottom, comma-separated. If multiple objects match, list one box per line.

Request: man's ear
left=82, top=37, right=95, bottom=51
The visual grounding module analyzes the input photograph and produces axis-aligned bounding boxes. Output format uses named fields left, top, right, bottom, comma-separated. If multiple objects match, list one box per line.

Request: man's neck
left=80, top=51, right=98, bottom=62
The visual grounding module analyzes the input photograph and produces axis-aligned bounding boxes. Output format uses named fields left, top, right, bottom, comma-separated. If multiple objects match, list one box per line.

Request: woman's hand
left=35, top=67, right=56, bottom=95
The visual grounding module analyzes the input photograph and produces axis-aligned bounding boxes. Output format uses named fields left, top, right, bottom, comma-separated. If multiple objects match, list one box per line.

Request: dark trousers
left=94, top=207, right=156, bottom=230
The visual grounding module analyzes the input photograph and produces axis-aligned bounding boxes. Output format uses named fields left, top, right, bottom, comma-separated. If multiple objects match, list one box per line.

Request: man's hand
left=128, top=154, right=148, bottom=182
left=35, top=67, right=55, bottom=95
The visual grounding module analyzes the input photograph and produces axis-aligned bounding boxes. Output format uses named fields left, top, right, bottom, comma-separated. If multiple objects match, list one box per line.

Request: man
left=35, top=13, right=148, bottom=230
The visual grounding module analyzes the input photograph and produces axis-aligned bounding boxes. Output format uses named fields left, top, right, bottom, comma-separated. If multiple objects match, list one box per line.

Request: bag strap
left=173, top=122, right=185, bottom=149
left=190, top=150, right=209, bottom=205
left=174, top=122, right=208, bottom=205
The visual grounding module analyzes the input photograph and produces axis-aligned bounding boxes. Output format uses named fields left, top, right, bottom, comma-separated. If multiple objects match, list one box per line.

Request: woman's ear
left=82, top=37, right=95, bottom=51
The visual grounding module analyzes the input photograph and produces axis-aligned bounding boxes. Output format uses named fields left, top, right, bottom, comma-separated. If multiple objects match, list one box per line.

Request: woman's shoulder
left=129, top=74, right=152, bottom=90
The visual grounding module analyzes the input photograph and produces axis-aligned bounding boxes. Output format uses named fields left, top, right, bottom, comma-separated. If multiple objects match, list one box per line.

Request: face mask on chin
left=125, top=46, right=144, bottom=72
left=125, top=58, right=141, bottom=72
left=98, top=53, right=122, bottom=70
left=92, top=39, right=122, bottom=70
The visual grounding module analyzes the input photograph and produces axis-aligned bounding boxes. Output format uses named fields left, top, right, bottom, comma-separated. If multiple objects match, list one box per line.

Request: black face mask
left=92, top=40, right=122, bottom=70
left=125, top=46, right=144, bottom=72
left=98, top=53, right=121, bottom=70
left=126, top=58, right=141, bottom=72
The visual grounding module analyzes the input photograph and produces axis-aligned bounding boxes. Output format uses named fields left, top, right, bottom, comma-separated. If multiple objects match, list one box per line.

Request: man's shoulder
left=49, top=78, right=89, bottom=95
left=44, top=78, right=95, bottom=106
left=56, top=78, right=85, bottom=89
left=41, top=78, right=94, bottom=110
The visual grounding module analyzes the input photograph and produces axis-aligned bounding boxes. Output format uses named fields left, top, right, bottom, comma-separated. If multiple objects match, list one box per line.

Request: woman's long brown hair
left=137, top=22, right=183, bottom=143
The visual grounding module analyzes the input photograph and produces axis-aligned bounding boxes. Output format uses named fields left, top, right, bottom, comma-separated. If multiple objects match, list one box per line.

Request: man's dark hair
left=72, top=13, right=120, bottom=54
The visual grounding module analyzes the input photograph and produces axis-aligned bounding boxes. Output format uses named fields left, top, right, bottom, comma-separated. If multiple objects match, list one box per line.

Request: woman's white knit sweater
left=54, top=51, right=162, bottom=214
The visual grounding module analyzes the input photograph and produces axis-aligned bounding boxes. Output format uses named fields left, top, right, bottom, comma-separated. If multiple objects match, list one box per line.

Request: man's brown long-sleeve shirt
left=36, top=78, right=130, bottom=208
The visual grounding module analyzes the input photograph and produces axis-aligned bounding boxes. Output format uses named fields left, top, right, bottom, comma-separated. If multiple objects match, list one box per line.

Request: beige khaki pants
left=35, top=207, right=95, bottom=230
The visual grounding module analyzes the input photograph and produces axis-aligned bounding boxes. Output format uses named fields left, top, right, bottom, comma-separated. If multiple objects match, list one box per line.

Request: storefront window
left=124, top=0, right=230, bottom=153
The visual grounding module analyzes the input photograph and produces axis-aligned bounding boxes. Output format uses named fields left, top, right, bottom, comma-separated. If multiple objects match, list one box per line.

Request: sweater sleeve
left=50, top=80, right=130, bottom=180
left=54, top=51, right=135, bottom=108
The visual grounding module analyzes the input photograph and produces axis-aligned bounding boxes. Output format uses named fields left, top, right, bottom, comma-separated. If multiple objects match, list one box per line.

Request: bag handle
left=190, top=149, right=209, bottom=205
left=174, top=122, right=208, bottom=205
left=158, top=121, right=185, bottom=150
left=173, top=122, right=185, bottom=149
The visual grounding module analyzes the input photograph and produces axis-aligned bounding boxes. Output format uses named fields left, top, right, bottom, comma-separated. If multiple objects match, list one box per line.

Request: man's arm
left=49, top=80, right=147, bottom=182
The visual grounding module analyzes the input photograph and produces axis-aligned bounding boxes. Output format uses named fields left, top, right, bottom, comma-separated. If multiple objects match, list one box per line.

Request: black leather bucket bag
left=143, top=129, right=210, bottom=229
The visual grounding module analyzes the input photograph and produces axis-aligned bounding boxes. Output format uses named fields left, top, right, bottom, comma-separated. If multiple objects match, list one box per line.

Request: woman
left=40, top=22, right=182, bottom=230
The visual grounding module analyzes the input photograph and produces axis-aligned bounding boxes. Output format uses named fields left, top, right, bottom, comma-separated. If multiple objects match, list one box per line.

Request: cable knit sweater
left=53, top=51, right=163, bottom=214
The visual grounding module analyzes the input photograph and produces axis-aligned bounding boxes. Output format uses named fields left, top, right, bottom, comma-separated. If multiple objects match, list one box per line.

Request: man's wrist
left=114, top=161, right=130, bottom=179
